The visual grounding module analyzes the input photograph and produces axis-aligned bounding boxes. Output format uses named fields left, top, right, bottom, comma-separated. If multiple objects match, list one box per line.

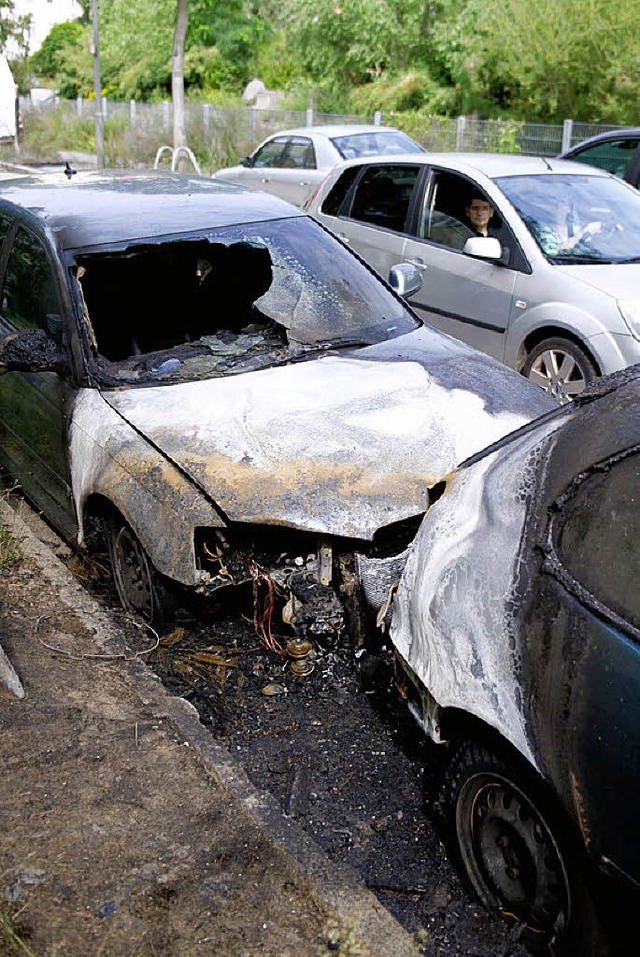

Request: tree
left=446, top=0, right=640, bottom=122
left=0, top=0, right=32, bottom=57
left=173, top=0, right=188, bottom=167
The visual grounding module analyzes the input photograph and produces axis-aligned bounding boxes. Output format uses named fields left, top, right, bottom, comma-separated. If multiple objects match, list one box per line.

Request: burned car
left=0, top=169, right=553, bottom=648
left=390, top=366, right=640, bottom=953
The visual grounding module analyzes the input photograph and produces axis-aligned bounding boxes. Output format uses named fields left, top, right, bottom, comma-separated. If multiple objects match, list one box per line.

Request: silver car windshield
left=496, top=173, right=640, bottom=264
left=77, top=215, right=419, bottom=385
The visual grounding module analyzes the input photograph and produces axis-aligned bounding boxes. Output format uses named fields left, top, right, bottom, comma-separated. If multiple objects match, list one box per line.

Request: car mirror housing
left=388, top=263, right=423, bottom=299
left=463, top=236, right=503, bottom=260
left=238, top=156, right=251, bottom=168
left=0, top=328, right=68, bottom=375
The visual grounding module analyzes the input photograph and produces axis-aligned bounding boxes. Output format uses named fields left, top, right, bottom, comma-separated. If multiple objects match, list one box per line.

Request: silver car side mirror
left=388, top=263, right=423, bottom=299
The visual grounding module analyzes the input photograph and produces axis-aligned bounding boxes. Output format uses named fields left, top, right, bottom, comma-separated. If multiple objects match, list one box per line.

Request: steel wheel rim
left=527, top=348, right=587, bottom=402
left=111, top=525, right=156, bottom=621
left=456, top=772, right=570, bottom=935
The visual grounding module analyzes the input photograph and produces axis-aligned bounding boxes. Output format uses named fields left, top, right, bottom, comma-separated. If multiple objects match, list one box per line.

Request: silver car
left=307, top=153, right=640, bottom=401
left=211, top=124, right=424, bottom=207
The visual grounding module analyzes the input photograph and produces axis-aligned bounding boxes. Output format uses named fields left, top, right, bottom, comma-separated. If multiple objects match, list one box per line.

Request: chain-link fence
left=18, top=94, right=634, bottom=170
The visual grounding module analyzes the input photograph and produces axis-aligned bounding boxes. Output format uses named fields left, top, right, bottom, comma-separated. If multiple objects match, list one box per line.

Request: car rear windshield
left=495, top=172, right=640, bottom=263
left=331, top=130, right=423, bottom=160
left=75, top=215, right=420, bottom=385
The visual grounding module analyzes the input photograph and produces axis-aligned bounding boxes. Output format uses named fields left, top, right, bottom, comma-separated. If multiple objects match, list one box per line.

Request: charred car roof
left=0, top=168, right=303, bottom=250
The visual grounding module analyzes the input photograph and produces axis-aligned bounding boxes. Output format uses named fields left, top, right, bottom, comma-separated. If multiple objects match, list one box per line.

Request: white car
left=211, top=124, right=424, bottom=207
left=307, top=152, right=640, bottom=401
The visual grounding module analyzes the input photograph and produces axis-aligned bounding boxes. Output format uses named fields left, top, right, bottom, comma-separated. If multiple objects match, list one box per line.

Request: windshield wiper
left=550, top=254, right=612, bottom=265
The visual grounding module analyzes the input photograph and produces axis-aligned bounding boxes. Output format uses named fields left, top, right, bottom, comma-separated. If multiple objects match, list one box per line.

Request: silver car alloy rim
left=528, top=348, right=587, bottom=403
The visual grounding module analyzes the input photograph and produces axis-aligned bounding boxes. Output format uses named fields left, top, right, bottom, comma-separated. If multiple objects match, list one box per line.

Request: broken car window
left=76, top=215, right=419, bottom=384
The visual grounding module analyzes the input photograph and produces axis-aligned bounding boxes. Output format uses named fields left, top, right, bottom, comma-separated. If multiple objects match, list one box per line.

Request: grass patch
left=0, top=523, right=24, bottom=571
left=0, top=906, right=35, bottom=956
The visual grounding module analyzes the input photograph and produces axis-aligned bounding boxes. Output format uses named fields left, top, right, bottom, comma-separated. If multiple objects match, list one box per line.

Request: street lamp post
left=91, top=0, right=105, bottom=168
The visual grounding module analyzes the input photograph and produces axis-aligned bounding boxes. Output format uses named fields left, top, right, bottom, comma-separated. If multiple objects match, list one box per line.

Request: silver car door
left=328, top=162, right=423, bottom=280
left=402, top=168, right=518, bottom=362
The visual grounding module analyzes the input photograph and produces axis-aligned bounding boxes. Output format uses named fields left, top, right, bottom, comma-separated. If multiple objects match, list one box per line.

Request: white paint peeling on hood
left=391, top=415, right=568, bottom=763
left=101, top=354, right=532, bottom=539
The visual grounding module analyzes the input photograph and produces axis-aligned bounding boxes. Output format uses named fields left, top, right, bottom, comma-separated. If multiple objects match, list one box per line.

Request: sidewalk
left=0, top=498, right=416, bottom=957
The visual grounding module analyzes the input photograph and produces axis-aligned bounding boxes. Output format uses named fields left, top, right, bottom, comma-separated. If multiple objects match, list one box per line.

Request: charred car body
left=390, top=366, right=640, bottom=953
left=0, top=169, right=553, bottom=648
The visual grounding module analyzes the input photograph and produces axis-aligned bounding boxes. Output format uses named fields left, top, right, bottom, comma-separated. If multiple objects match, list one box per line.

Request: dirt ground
left=0, top=497, right=529, bottom=957
left=0, top=502, right=414, bottom=957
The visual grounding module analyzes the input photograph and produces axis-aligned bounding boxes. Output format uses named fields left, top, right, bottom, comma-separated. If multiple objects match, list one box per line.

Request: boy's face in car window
left=466, top=198, right=494, bottom=234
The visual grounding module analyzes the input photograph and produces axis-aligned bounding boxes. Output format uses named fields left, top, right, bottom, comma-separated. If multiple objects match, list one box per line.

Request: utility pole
left=91, top=0, right=105, bottom=168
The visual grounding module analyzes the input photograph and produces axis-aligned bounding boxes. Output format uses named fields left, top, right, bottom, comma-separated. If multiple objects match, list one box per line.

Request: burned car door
left=0, top=222, right=77, bottom=538
left=537, top=447, right=640, bottom=888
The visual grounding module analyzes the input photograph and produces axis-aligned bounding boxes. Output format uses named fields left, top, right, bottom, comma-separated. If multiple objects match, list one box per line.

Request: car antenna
left=541, top=157, right=553, bottom=170
left=64, top=162, right=77, bottom=180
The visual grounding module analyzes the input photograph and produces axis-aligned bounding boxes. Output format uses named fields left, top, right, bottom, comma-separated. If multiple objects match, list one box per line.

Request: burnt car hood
left=102, top=330, right=554, bottom=540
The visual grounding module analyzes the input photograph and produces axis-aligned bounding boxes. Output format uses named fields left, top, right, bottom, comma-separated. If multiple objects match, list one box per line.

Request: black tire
left=107, top=518, right=173, bottom=625
left=523, top=337, right=597, bottom=403
left=438, top=740, right=608, bottom=956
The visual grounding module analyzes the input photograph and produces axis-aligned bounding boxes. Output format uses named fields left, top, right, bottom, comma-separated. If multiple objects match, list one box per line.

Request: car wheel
left=107, top=518, right=172, bottom=625
left=439, top=741, right=606, bottom=955
left=523, top=337, right=597, bottom=402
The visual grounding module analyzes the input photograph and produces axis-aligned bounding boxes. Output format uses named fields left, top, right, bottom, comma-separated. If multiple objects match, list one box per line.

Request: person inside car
left=465, top=191, right=497, bottom=237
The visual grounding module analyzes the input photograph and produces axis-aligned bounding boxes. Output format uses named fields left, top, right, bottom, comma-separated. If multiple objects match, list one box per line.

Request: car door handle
left=405, top=258, right=427, bottom=270
left=337, top=233, right=350, bottom=244
left=261, top=176, right=270, bottom=183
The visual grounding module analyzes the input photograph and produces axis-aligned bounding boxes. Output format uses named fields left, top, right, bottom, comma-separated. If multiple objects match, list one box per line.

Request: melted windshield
left=76, top=215, right=419, bottom=385
left=496, top=173, right=640, bottom=263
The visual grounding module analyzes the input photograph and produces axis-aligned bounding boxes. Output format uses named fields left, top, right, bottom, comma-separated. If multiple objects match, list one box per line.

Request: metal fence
left=20, top=94, right=631, bottom=166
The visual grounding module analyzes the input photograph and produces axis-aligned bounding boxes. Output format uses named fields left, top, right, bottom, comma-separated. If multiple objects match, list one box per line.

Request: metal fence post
left=129, top=99, right=136, bottom=125
left=163, top=100, right=170, bottom=131
left=374, top=110, right=381, bottom=126
left=249, top=106, right=256, bottom=140
left=203, top=103, right=210, bottom=139
left=561, top=118, right=573, bottom=153
left=76, top=96, right=82, bottom=117
left=306, top=106, right=313, bottom=127
left=456, top=115, right=466, bottom=151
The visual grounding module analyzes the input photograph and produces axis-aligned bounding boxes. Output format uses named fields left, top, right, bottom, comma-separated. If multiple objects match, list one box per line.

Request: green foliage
left=279, top=0, right=431, bottom=91
left=29, top=21, right=92, bottom=98
left=22, top=0, right=640, bottom=125
left=455, top=0, right=640, bottom=123
left=350, top=71, right=459, bottom=116
left=99, top=0, right=174, bottom=99
left=0, top=0, right=31, bottom=56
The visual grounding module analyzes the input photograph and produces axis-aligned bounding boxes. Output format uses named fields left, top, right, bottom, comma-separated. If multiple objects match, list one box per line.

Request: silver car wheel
left=524, top=337, right=597, bottom=403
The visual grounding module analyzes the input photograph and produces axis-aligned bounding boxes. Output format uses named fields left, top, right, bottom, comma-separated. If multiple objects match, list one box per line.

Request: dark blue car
left=390, top=365, right=640, bottom=954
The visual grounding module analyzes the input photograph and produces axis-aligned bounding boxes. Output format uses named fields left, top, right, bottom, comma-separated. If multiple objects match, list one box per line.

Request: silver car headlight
left=618, top=299, right=640, bottom=339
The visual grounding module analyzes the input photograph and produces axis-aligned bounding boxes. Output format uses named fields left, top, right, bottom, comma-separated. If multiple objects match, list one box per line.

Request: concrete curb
left=1, top=496, right=417, bottom=957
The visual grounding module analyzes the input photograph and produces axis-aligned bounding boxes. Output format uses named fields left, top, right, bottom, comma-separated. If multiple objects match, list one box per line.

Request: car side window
left=281, top=137, right=316, bottom=170
left=570, top=138, right=638, bottom=179
left=348, top=164, right=421, bottom=232
left=417, top=171, right=502, bottom=250
left=252, top=138, right=288, bottom=168
left=551, top=450, right=640, bottom=632
left=0, top=226, right=62, bottom=340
